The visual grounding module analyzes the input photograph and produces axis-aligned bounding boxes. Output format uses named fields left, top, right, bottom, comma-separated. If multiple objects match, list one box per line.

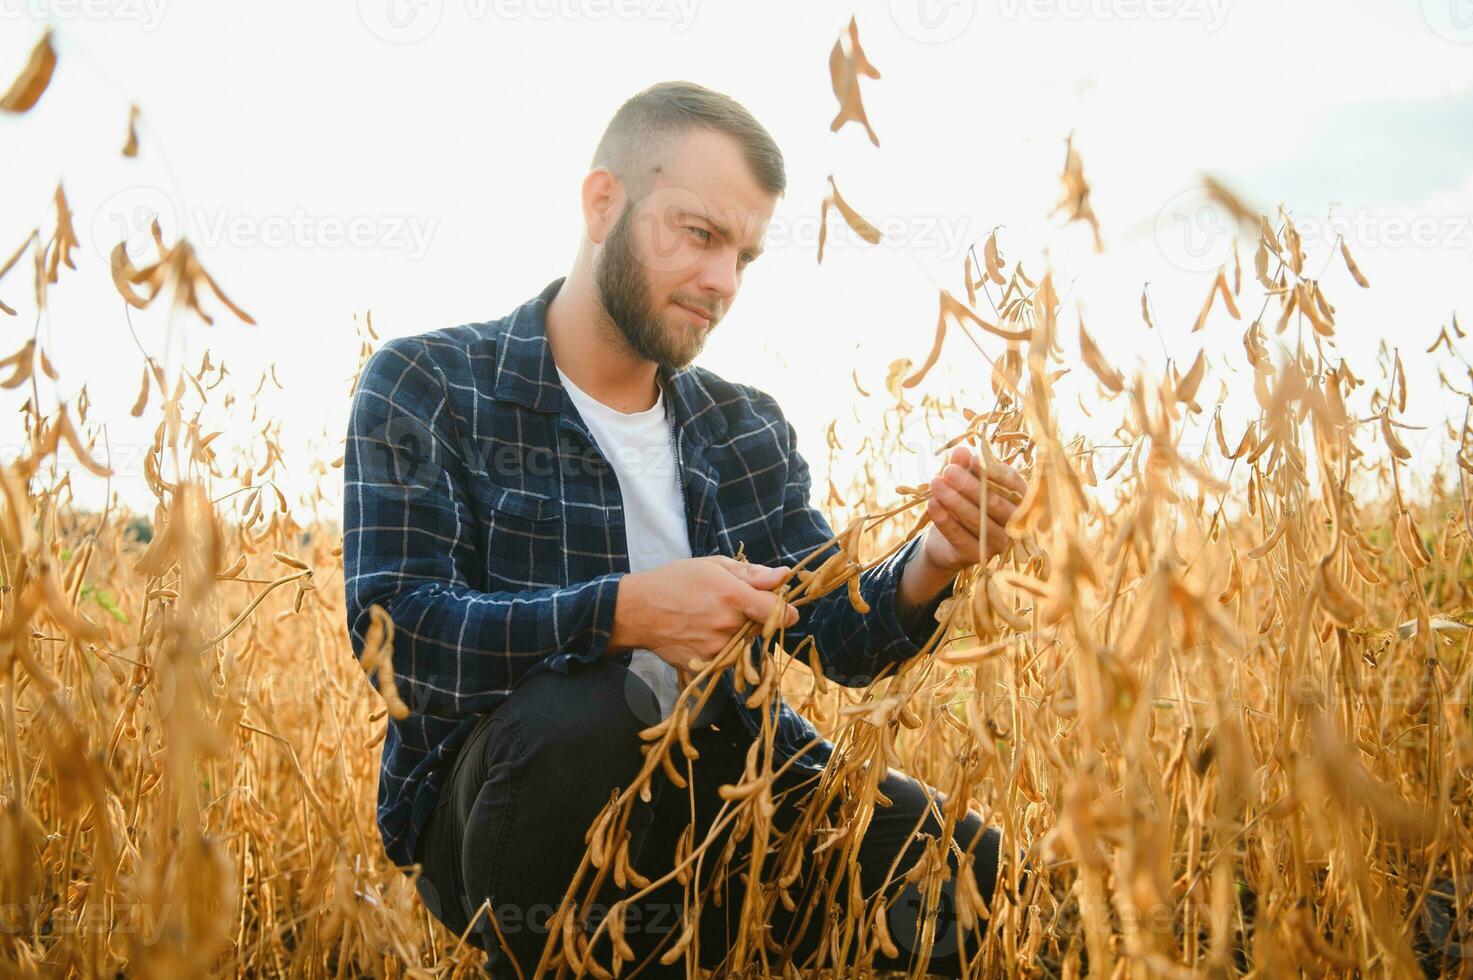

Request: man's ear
left=582, top=168, right=623, bottom=246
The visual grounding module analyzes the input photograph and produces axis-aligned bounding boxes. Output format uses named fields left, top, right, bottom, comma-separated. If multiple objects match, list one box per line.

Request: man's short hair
left=591, top=81, right=786, bottom=206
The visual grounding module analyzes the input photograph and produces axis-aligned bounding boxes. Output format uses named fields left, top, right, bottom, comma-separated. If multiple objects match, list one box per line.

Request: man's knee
left=863, top=774, right=1003, bottom=900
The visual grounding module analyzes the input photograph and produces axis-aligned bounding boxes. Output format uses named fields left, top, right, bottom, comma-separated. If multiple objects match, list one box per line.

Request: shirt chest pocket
left=477, top=485, right=563, bottom=591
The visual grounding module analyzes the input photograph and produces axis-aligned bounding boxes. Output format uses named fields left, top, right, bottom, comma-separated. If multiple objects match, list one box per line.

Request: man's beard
left=594, top=205, right=709, bottom=372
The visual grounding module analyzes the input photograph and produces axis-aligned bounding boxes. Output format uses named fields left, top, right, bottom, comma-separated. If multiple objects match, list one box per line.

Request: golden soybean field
left=3, top=20, right=1473, bottom=980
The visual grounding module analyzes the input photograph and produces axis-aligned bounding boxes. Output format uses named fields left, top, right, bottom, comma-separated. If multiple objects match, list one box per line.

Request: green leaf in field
left=81, top=584, right=130, bottom=624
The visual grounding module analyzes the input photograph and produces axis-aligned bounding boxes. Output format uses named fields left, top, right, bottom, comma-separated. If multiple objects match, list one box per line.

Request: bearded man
left=343, top=80, right=1028, bottom=978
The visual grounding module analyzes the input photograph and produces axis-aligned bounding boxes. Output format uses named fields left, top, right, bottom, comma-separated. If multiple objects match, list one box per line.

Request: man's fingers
left=933, top=476, right=982, bottom=535
left=779, top=598, right=799, bottom=628
left=726, top=561, right=791, bottom=589
left=986, top=492, right=1016, bottom=525
left=928, top=497, right=980, bottom=562
left=946, top=444, right=1026, bottom=495
left=988, top=459, right=1027, bottom=495
left=944, top=461, right=982, bottom=493
left=736, top=587, right=798, bottom=627
left=985, top=520, right=1016, bottom=561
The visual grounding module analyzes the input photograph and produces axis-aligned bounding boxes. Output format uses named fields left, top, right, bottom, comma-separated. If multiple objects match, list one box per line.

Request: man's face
left=594, top=129, right=776, bottom=372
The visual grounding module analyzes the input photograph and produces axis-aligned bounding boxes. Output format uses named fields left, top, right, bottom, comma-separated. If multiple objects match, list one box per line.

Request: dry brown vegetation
left=3, top=19, right=1473, bottom=980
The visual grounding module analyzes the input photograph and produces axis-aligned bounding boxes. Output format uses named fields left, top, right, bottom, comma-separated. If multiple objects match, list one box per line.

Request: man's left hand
left=920, top=444, right=1027, bottom=575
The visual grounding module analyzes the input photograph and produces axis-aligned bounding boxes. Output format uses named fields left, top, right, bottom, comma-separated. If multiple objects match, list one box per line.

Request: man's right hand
left=609, top=556, right=799, bottom=671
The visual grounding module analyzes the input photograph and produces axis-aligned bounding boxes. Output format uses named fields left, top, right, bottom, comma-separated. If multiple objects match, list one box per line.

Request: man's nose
left=693, top=251, right=739, bottom=305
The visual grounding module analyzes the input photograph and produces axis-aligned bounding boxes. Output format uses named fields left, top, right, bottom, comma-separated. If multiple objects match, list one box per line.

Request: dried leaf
left=0, top=30, right=57, bottom=114
left=1202, top=175, right=1255, bottom=226
left=1174, top=350, right=1206, bottom=406
left=122, top=103, right=141, bottom=157
left=1340, top=238, right=1369, bottom=288
left=904, top=291, right=1029, bottom=389
left=825, top=176, right=881, bottom=244
left=1052, top=133, right=1102, bottom=252
left=817, top=195, right=831, bottom=264
left=129, top=364, right=151, bottom=418
left=983, top=228, right=1006, bottom=285
left=1078, top=317, right=1123, bottom=394
left=828, top=17, right=880, bottom=146
left=45, top=183, right=80, bottom=285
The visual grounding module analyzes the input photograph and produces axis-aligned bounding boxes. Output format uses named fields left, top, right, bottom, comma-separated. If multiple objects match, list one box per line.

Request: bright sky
left=5, top=0, right=1472, bottom=516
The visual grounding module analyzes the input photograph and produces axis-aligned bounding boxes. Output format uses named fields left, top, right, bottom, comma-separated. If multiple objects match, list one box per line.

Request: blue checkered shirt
left=343, top=277, right=955, bottom=869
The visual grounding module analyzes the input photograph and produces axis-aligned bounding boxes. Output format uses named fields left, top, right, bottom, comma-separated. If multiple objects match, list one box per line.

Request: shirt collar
left=492, top=276, right=729, bottom=445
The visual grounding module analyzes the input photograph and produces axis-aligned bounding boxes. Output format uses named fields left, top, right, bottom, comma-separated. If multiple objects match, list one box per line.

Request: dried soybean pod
left=656, top=740, right=688, bottom=790
left=846, top=567, right=870, bottom=614
left=873, top=901, right=901, bottom=959
left=659, top=915, right=697, bottom=966
left=675, top=704, right=699, bottom=761
left=1218, top=549, right=1242, bottom=604
left=761, top=588, right=790, bottom=640
left=971, top=573, right=996, bottom=635
left=607, top=900, right=635, bottom=964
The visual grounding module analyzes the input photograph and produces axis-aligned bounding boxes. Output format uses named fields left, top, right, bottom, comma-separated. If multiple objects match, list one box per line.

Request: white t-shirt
left=555, top=365, right=693, bottom=721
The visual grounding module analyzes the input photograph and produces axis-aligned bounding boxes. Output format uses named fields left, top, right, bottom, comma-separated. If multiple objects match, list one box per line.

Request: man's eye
left=687, top=227, right=712, bottom=242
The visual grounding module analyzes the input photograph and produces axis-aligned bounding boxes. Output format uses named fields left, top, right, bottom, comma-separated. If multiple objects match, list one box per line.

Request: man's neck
left=545, top=274, right=661, bottom=414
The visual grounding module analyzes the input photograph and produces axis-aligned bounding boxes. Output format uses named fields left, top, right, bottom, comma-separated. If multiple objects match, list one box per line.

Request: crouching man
left=343, top=80, right=1028, bottom=978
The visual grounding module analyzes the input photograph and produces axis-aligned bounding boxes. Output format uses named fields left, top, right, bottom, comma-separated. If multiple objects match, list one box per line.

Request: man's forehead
left=642, top=133, right=775, bottom=236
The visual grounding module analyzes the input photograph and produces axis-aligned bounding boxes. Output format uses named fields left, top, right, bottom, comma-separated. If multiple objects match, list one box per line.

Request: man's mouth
left=672, top=300, right=715, bottom=327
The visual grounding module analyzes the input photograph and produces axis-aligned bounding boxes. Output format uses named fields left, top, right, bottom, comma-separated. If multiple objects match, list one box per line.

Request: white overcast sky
left=4, top=0, right=1473, bottom=516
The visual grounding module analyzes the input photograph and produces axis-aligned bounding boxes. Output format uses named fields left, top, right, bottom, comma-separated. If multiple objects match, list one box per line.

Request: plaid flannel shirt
left=343, top=276, right=955, bottom=869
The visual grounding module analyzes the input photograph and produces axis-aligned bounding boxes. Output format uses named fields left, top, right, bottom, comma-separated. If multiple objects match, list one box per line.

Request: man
left=343, top=81, right=1028, bottom=977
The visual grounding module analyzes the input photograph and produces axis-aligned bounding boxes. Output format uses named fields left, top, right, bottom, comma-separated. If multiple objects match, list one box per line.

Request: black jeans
left=414, top=659, right=1006, bottom=978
